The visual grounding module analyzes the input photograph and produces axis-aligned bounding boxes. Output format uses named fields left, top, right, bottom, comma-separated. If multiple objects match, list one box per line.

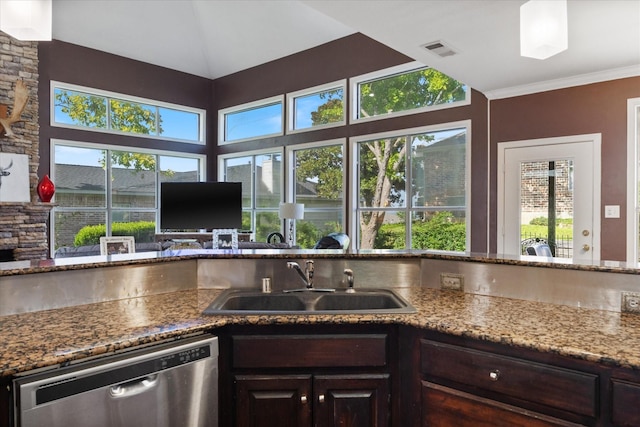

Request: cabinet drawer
left=420, top=340, right=598, bottom=418
left=233, top=334, right=387, bottom=368
left=611, top=379, right=640, bottom=426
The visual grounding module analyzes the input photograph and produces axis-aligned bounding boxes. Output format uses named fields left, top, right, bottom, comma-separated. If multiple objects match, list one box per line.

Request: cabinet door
left=314, top=374, right=390, bottom=427
left=235, top=375, right=312, bottom=427
left=421, top=382, right=583, bottom=427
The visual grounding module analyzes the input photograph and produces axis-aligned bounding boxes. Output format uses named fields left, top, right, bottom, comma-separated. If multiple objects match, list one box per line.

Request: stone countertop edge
left=2, top=249, right=640, bottom=277
left=1, top=287, right=640, bottom=378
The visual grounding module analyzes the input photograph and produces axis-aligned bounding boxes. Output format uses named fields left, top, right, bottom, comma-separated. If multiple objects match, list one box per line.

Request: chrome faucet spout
left=287, top=261, right=313, bottom=289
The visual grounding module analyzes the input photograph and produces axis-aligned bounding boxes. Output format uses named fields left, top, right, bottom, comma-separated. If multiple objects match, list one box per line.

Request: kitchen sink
left=203, top=288, right=416, bottom=315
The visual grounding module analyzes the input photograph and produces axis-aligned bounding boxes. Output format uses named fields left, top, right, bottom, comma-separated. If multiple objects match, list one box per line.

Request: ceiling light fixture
left=520, top=0, right=567, bottom=60
left=0, top=0, right=52, bottom=41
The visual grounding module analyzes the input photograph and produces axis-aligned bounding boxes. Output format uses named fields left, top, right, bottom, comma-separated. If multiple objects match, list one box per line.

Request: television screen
left=160, top=182, right=242, bottom=230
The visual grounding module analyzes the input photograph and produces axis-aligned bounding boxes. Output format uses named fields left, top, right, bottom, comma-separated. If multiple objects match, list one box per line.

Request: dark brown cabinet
left=221, top=326, right=396, bottom=427
left=235, top=373, right=389, bottom=427
left=611, top=379, right=640, bottom=426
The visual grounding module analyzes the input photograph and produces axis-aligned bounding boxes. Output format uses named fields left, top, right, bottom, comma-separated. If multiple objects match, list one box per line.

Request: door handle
left=109, top=374, right=158, bottom=398
left=583, top=244, right=590, bottom=251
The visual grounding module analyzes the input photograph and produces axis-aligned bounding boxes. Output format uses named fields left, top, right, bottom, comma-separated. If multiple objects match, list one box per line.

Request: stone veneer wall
left=0, top=33, right=50, bottom=260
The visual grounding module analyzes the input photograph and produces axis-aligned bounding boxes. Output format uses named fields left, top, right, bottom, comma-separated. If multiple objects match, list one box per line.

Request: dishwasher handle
left=109, top=374, right=159, bottom=398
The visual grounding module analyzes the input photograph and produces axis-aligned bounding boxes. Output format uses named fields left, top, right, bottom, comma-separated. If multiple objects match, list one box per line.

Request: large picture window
left=52, top=141, right=204, bottom=251
left=350, top=62, right=469, bottom=123
left=287, top=140, right=346, bottom=248
left=628, top=97, right=640, bottom=263
left=352, top=122, right=470, bottom=251
left=220, top=149, right=283, bottom=241
left=52, top=82, right=205, bottom=144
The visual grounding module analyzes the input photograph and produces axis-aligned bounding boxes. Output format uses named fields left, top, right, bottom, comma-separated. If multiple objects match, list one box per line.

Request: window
left=52, top=141, right=204, bottom=250
left=220, top=149, right=283, bottom=241
left=350, top=61, right=469, bottom=123
left=218, top=96, right=284, bottom=144
left=287, top=80, right=346, bottom=133
left=628, top=97, right=640, bottom=263
left=52, top=82, right=205, bottom=144
left=352, top=122, right=470, bottom=251
left=287, top=140, right=346, bottom=248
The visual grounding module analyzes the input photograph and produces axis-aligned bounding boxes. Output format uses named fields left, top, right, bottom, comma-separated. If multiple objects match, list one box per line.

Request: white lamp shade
left=279, top=202, right=304, bottom=220
left=520, top=0, right=567, bottom=60
left=0, top=0, right=52, bottom=41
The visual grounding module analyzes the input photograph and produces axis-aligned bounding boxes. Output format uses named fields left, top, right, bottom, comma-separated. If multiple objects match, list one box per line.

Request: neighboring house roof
left=55, top=164, right=198, bottom=195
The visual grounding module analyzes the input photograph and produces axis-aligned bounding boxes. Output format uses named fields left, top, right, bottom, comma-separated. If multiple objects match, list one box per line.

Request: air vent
left=421, top=40, right=457, bottom=58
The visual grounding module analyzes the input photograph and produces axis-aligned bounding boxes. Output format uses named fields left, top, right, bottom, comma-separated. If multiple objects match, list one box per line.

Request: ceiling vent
left=421, top=40, right=457, bottom=58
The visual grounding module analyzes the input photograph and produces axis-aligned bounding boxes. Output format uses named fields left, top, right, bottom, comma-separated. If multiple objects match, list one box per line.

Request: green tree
left=308, top=68, right=466, bottom=248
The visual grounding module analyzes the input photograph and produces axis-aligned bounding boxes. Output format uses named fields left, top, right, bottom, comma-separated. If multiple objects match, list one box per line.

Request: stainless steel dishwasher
left=14, top=334, right=218, bottom=427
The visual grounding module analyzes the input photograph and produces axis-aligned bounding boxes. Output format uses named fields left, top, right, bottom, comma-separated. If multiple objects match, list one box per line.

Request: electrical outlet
left=440, top=273, right=464, bottom=291
left=621, top=291, right=640, bottom=314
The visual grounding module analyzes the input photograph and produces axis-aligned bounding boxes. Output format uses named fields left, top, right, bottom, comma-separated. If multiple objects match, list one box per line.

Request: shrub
left=73, top=221, right=156, bottom=246
left=374, top=211, right=466, bottom=251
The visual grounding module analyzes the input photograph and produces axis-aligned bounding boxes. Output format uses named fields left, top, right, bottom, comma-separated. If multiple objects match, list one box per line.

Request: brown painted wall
left=490, top=76, right=640, bottom=260
left=38, top=40, right=214, bottom=177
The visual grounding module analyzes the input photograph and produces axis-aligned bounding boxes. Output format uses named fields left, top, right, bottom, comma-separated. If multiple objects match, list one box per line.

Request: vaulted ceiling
left=53, top=0, right=640, bottom=97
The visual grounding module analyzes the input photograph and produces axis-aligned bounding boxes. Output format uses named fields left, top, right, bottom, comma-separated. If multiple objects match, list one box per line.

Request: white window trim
left=349, top=61, right=471, bottom=124
left=627, top=97, right=640, bottom=264
left=50, top=81, right=207, bottom=144
left=286, top=80, right=347, bottom=134
left=217, top=95, right=285, bottom=145
left=349, top=120, right=471, bottom=251
left=285, top=138, right=348, bottom=233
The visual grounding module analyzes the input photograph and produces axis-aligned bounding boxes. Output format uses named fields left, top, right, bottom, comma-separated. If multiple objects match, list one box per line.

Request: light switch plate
left=604, top=205, right=620, bottom=218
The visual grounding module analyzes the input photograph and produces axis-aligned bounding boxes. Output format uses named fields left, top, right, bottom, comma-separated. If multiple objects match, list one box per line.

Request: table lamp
left=279, top=202, right=304, bottom=246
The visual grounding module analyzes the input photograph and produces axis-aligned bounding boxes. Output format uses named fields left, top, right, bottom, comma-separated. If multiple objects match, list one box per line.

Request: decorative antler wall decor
left=0, top=80, right=29, bottom=138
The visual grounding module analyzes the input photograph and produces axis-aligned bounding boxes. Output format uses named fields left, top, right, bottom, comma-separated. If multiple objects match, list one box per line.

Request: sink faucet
left=343, top=268, right=355, bottom=293
left=287, top=260, right=314, bottom=289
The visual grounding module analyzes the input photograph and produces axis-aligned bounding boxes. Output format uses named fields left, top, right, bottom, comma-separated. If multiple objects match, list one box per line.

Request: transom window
left=52, top=82, right=205, bottom=144
left=351, top=62, right=469, bottom=122
left=218, top=96, right=284, bottom=144
left=352, top=122, right=470, bottom=251
left=287, top=80, right=346, bottom=133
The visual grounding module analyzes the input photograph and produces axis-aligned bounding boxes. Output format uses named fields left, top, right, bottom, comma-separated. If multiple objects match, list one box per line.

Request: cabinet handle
left=489, top=370, right=501, bottom=381
left=300, top=395, right=308, bottom=404
left=318, top=394, right=325, bottom=403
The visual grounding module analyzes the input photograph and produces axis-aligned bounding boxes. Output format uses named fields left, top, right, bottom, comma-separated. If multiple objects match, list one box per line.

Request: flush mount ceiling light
left=0, top=0, right=52, bottom=41
left=520, top=0, right=567, bottom=60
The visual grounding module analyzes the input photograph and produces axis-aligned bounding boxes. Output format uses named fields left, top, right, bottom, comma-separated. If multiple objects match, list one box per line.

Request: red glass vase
left=37, top=174, right=55, bottom=202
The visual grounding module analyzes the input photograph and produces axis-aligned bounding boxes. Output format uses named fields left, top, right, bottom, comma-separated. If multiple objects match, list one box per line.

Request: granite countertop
left=3, top=249, right=640, bottom=277
left=2, top=287, right=640, bottom=377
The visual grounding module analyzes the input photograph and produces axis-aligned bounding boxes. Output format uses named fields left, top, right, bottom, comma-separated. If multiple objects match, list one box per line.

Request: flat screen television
left=160, top=182, right=242, bottom=231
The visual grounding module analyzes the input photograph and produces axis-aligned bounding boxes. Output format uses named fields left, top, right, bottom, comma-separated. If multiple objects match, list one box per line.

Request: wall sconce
left=279, top=202, right=304, bottom=247
left=520, top=0, right=567, bottom=60
left=0, top=0, right=52, bottom=41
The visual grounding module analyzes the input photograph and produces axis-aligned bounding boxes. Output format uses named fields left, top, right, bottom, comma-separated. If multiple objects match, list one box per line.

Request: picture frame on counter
left=212, top=229, right=238, bottom=250
left=100, top=236, right=136, bottom=255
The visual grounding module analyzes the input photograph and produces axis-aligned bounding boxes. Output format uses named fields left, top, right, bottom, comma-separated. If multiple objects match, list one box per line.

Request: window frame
left=50, top=81, right=206, bottom=144
left=349, top=61, right=470, bottom=124
left=218, top=95, right=285, bottom=145
left=286, top=80, right=347, bottom=134
left=627, top=97, right=640, bottom=263
left=349, top=120, right=471, bottom=251
left=50, top=138, right=206, bottom=254
left=286, top=138, right=347, bottom=245
left=218, top=147, right=285, bottom=237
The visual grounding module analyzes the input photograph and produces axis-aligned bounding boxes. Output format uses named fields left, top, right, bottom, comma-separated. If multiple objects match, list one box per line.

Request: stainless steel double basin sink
left=203, top=288, right=416, bottom=315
